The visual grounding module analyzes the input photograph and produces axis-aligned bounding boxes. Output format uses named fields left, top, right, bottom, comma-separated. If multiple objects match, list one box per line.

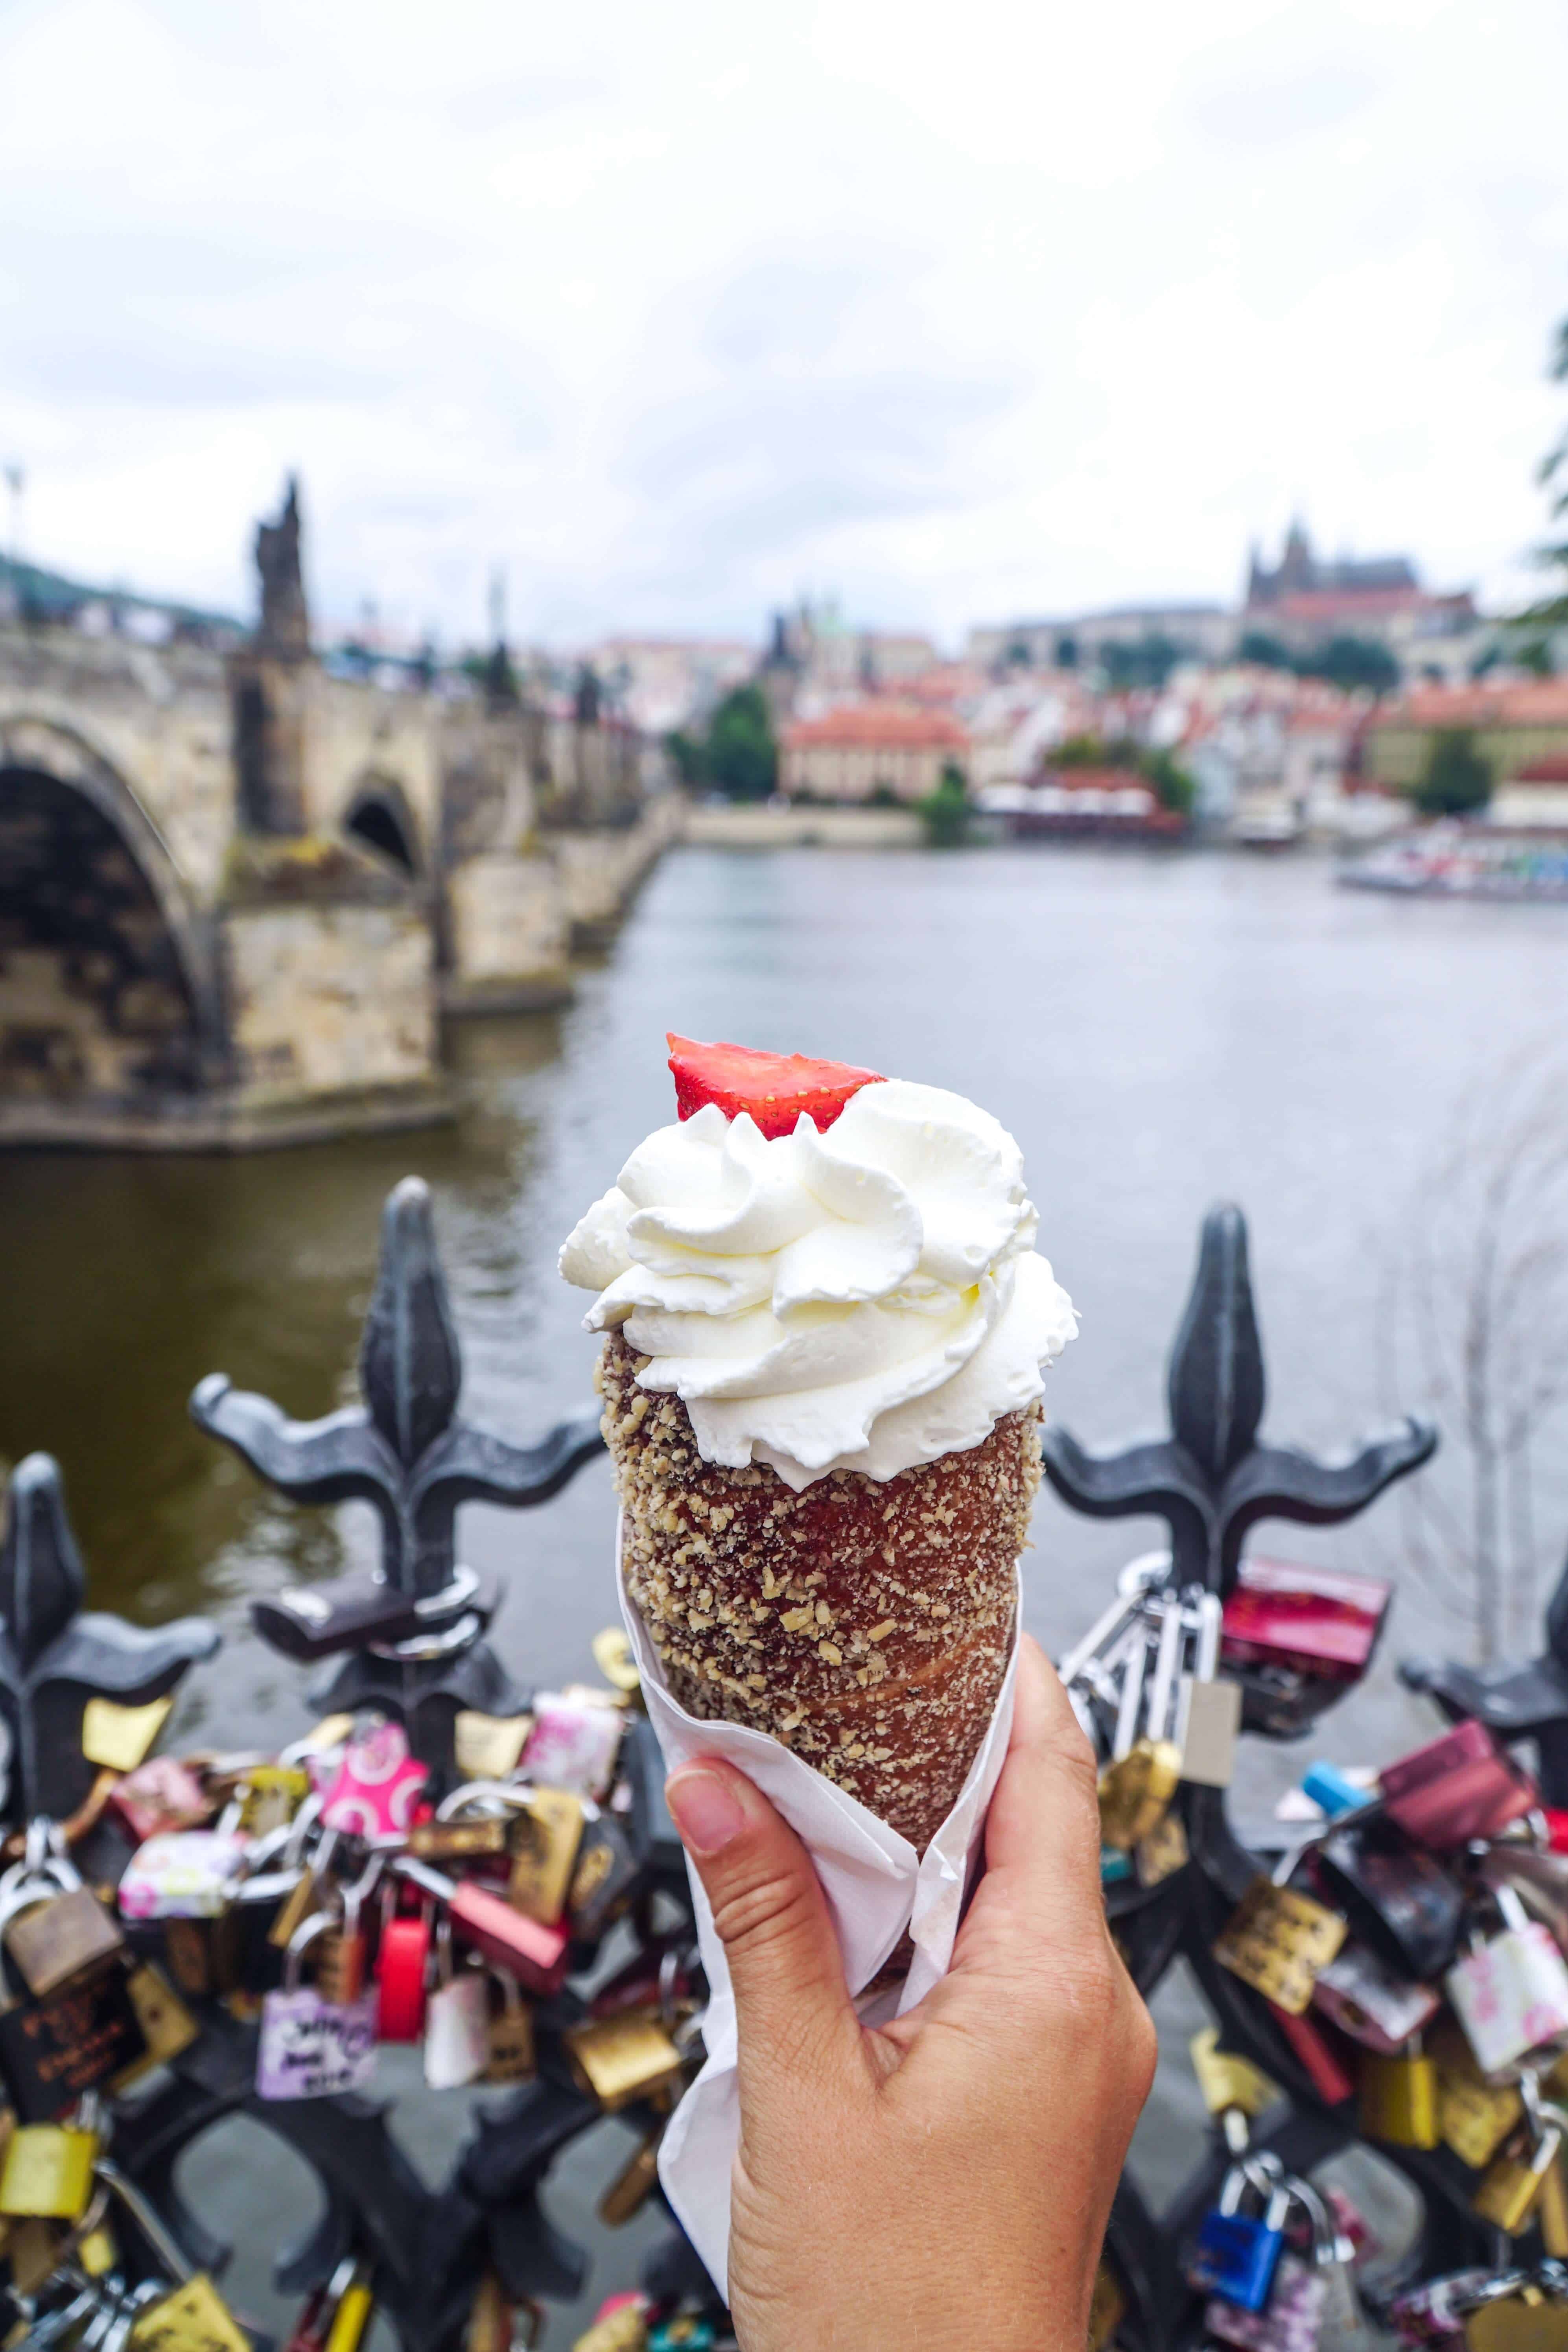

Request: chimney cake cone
left=562, top=1038, right=1076, bottom=1852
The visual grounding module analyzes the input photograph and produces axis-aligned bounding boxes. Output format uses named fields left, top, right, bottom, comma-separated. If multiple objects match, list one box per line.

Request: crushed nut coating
left=599, top=1328, right=1039, bottom=1849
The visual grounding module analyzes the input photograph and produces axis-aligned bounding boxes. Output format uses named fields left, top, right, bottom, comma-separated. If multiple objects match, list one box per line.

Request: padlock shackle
left=96, top=2160, right=194, bottom=2283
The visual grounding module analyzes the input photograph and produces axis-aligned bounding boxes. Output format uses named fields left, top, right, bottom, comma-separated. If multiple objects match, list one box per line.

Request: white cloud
left=0, top=0, right=1562, bottom=645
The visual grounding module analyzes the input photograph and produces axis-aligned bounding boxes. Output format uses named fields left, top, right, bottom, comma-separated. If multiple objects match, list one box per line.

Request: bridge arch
left=343, top=770, right=422, bottom=877
left=0, top=718, right=223, bottom=1107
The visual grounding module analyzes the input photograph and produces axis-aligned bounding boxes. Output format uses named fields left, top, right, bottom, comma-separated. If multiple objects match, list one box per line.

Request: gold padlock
left=8, top=2216, right=61, bottom=2295
left=1098, top=1740, right=1181, bottom=1852
left=563, top=2013, right=684, bottom=2112
left=235, top=1765, right=310, bottom=1838
left=267, top=1869, right=320, bottom=1952
left=1190, top=2027, right=1276, bottom=2120
left=1474, top=2123, right=1564, bottom=2234
left=1212, top=1878, right=1345, bottom=2015
left=1360, top=2045, right=1440, bottom=2150
left=5, top=1887, right=125, bottom=1998
left=571, top=2302, right=648, bottom=2352
left=81, top=1696, right=173, bottom=1774
left=1539, top=2151, right=1568, bottom=2260
left=1088, top=2260, right=1126, bottom=2352
left=130, top=2274, right=251, bottom=2352
left=1435, top=2026, right=1524, bottom=2168
left=1467, top=2294, right=1568, bottom=2352
left=77, top=2217, right=119, bottom=2277
left=598, top=2128, right=663, bottom=2227
left=509, top=1789, right=585, bottom=1926
left=0, top=2124, right=99, bottom=2219
left=591, top=1627, right=641, bottom=1696
left=323, top=2266, right=375, bottom=2352
left=1136, top=1810, right=1189, bottom=1888
left=453, top=1712, right=532, bottom=1781
left=409, top=1819, right=510, bottom=1864
left=114, top=1963, right=201, bottom=2088
left=484, top=1972, right=535, bottom=2085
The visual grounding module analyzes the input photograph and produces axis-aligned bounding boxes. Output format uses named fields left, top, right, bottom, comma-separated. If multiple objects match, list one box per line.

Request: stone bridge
left=0, top=487, right=679, bottom=1150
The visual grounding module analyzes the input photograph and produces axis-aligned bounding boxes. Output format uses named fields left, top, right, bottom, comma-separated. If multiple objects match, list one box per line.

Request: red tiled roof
left=1515, top=756, right=1568, bottom=782
left=783, top=704, right=970, bottom=750
left=1372, top=681, right=1568, bottom=729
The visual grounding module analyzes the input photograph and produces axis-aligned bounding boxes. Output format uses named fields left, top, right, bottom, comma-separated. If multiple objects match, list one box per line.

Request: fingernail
left=666, top=1766, right=746, bottom=1855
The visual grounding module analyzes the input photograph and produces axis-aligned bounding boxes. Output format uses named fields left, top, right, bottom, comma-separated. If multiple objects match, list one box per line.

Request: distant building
left=1244, top=522, right=1480, bottom=678
left=779, top=703, right=969, bottom=802
left=1493, top=755, right=1568, bottom=830
left=1362, top=680, right=1568, bottom=796
left=592, top=637, right=755, bottom=735
left=968, top=605, right=1235, bottom=673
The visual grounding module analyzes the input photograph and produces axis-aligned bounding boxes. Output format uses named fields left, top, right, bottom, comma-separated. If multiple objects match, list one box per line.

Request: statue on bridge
left=254, top=475, right=310, bottom=657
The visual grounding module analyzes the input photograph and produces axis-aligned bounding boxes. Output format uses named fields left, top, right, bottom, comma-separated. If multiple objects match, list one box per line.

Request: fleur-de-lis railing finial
left=0, top=1454, right=220, bottom=1822
left=190, top=1176, right=605, bottom=1755
left=1041, top=1202, right=1436, bottom=1597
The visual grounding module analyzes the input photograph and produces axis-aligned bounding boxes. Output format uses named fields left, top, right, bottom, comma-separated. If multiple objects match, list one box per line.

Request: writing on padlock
left=483, top=1971, right=535, bottom=2085
left=1214, top=1880, right=1347, bottom=2016
left=0, top=1960, right=147, bottom=2122
left=256, top=1912, right=376, bottom=2101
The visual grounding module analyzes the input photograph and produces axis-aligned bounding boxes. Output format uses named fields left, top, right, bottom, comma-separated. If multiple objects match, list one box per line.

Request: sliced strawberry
left=666, top=1034, right=883, bottom=1138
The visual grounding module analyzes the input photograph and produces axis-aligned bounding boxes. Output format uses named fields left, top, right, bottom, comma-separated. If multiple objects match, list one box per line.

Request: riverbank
left=682, top=800, right=922, bottom=848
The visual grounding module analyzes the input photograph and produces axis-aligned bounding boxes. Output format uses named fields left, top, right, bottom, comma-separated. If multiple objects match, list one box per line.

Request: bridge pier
left=0, top=486, right=674, bottom=1153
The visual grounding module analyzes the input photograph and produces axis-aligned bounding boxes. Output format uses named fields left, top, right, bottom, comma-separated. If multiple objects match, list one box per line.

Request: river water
left=6, top=838, right=1568, bottom=2329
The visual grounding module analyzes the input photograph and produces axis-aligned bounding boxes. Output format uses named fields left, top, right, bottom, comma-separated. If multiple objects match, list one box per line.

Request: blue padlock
left=1186, top=2166, right=1291, bottom=2313
left=1100, top=1846, right=1133, bottom=1884
left=1301, top=1760, right=1366, bottom=1820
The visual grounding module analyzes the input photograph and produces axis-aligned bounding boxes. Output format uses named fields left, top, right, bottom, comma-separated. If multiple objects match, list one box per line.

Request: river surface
left=5, top=839, right=1568, bottom=1790
left=7, top=839, right=1568, bottom=2332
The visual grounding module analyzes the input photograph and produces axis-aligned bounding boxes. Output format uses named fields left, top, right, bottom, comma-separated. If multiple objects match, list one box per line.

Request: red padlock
left=392, top=1858, right=569, bottom=1997
left=1266, top=1999, right=1355, bottom=2107
left=375, top=1888, right=432, bottom=2042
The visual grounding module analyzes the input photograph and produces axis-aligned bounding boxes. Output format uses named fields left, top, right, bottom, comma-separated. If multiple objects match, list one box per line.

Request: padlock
left=1293, top=2174, right=1368, bottom=2352
left=573, top=2294, right=650, bottom=2352
left=234, top=1764, right=312, bottom=1840
left=568, top=1806, right=640, bottom=1944
left=1301, top=1761, right=1368, bottom=1819
left=508, top=1788, right=586, bottom=1926
left=0, top=2122, right=98, bottom=2218
left=1267, top=2002, right=1354, bottom=2107
left=1481, top=1847, right=1568, bottom=1959
left=108, top=1759, right=212, bottom=1846
left=1187, top=2160, right=1292, bottom=2313
left=407, top=1819, right=510, bottom=1864
left=599, top=2127, right=663, bottom=2226
left=1214, top=1878, right=1347, bottom=2015
left=483, top=1971, right=535, bottom=2085
left=316, top=1857, right=378, bottom=2009
left=116, top=1832, right=249, bottom=1922
left=375, top=1886, right=433, bottom=2044
left=1467, top=2293, right=1568, bottom=2352
left=251, top=1571, right=435, bottom=1661
left=1539, top=2146, right=1568, bottom=2260
left=424, top=1920, right=490, bottom=2091
left=1220, top=1558, right=1391, bottom=1685
left=256, top=1912, right=377, bottom=2101
left=0, top=1953, right=147, bottom=2122
left=453, top=1712, right=533, bottom=1781
left=1136, top=1809, right=1190, bottom=1888
left=463, top=2269, right=516, bottom=2352
left=1178, top=1590, right=1242, bottom=1790
left=1314, top=1820, right=1465, bottom=1981
left=563, top=2012, right=684, bottom=2112
left=4, top=1877, right=126, bottom=2000
left=1098, top=1741, right=1182, bottom=1853
left=1381, top=1719, right=1536, bottom=1849
left=1190, top=2027, right=1277, bottom=2128
left=1087, top=2258, right=1126, bottom=2352
left=392, top=1857, right=569, bottom=1997
left=1359, top=2040, right=1441, bottom=2149
left=1448, top=1884, right=1568, bottom=2077
left=1204, top=2252, right=1325, bottom=2352
left=520, top=1692, right=626, bottom=1801
left=318, top=1715, right=427, bottom=1840
left=1474, top=2118, right=1565, bottom=2234
left=322, top=2263, right=375, bottom=2352
left=129, top=2273, right=251, bottom=2352
left=1312, top=1943, right=1442, bottom=2055
left=1435, top=2024, right=1525, bottom=2168
left=112, top=1963, right=200, bottom=2087
left=79, top=1695, right=174, bottom=1775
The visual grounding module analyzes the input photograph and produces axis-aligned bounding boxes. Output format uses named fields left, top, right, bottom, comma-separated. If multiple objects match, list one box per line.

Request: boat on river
left=1340, top=821, right=1568, bottom=901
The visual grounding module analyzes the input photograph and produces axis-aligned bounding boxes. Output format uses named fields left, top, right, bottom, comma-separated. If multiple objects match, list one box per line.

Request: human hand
left=664, top=1632, right=1156, bottom=2352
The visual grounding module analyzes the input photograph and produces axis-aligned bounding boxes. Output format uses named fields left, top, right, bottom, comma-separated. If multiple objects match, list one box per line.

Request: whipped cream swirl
left=559, top=1078, right=1077, bottom=1490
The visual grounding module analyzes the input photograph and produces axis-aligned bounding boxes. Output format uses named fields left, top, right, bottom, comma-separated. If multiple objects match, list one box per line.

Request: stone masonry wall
left=224, top=902, right=437, bottom=1106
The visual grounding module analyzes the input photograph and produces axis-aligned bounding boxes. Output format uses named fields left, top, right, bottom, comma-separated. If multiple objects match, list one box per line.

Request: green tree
left=705, top=685, right=777, bottom=801
left=1054, top=733, right=1106, bottom=767
left=917, top=760, right=971, bottom=847
left=1139, top=748, right=1196, bottom=818
left=1238, top=630, right=1293, bottom=669
left=1054, top=633, right=1079, bottom=669
left=1102, top=633, right=1181, bottom=691
left=1413, top=728, right=1492, bottom=817
left=664, top=728, right=706, bottom=788
left=1297, top=635, right=1399, bottom=694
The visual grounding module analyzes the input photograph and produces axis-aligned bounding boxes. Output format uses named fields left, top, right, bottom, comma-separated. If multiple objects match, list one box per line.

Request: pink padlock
left=1445, top=1882, right=1568, bottom=2076
left=520, top=1691, right=625, bottom=1800
left=319, top=1713, right=428, bottom=1838
left=1379, top=1720, right=1535, bottom=1848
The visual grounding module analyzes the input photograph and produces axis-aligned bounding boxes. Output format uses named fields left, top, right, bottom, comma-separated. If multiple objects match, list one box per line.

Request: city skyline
left=2, top=0, right=1564, bottom=645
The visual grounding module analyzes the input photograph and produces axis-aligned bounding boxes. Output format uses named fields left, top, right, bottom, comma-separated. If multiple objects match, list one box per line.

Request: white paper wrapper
left=616, top=1517, right=1021, bottom=2303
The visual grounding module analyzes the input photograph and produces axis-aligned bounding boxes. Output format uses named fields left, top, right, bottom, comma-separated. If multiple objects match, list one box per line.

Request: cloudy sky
left=1, top=0, right=1564, bottom=650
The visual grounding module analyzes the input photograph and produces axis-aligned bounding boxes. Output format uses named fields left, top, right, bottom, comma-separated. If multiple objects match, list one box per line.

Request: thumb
left=665, top=1759, right=861, bottom=2096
